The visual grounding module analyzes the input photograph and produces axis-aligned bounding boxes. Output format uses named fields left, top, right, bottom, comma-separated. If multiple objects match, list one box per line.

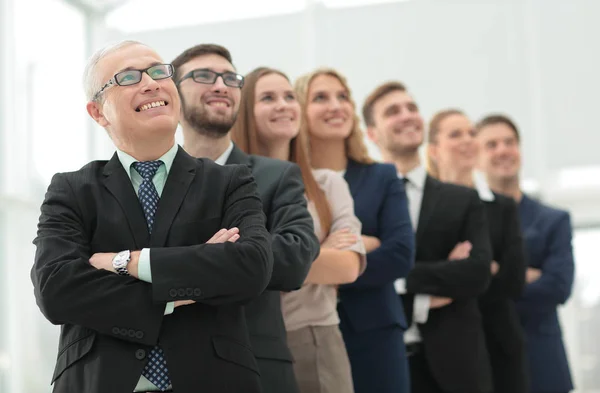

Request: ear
left=366, top=126, right=379, bottom=145
left=427, top=143, right=438, bottom=162
left=86, top=101, right=109, bottom=127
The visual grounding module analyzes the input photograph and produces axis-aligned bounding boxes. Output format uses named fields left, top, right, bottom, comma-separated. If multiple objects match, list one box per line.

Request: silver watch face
left=113, top=250, right=131, bottom=273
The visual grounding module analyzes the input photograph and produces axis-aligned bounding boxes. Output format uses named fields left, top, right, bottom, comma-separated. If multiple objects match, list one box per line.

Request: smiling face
left=305, top=74, right=354, bottom=142
left=477, top=122, right=521, bottom=182
left=86, top=44, right=180, bottom=146
left=253, top=73, right=300, bottom=144
left=429, top=113, right=479, bottom=173
left=368, top=89, right=424, bottom=155
left=176, top=53, right=241, bottom=137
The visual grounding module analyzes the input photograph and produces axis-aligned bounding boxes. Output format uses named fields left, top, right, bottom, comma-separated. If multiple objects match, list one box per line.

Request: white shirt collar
left=473, top=170, right=495, bottom=201
left=214, top=141, right=235, bottom=166
left=400, top=165, right=427, bottom=190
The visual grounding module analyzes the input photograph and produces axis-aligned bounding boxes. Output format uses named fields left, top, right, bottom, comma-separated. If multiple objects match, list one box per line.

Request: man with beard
left=172, top=44, right=320, bottom=393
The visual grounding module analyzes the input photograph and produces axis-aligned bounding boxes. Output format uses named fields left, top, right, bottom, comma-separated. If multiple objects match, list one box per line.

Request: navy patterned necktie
left=132, top=160, right=171, bottom=391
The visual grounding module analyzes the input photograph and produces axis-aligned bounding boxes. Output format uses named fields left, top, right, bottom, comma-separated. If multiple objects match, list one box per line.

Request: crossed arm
left=31, top=166, right=272, bottom=346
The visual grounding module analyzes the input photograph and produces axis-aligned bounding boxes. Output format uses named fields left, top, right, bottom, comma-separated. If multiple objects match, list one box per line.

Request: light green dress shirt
left=116, top=142, right=178, bottom=392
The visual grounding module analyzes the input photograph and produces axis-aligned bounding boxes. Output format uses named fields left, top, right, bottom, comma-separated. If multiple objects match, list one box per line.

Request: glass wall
left=1, top=0, right=87, bottom=391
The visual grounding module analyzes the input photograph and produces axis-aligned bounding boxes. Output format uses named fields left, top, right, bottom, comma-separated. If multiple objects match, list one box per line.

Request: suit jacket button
left=169, top=289, right=178, bottom=298
left=112, top=327, right=120, bottom=335
left=135, top=331, right=144, bottom=339
left=128, top=329, right=136, bottom=338
left=193, top=288, right=202, bottom=296
left=186, top=288, right=193, bottom=296
left=120, top=328, right=128, bottom=336
left=135, top=349, right=146, bottom=360
left=178, top=288, right=186, bottom=297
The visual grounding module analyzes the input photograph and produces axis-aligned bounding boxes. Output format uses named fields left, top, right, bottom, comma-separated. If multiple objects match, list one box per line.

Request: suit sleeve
left=519, top=212, right=574, bottom=308
left=31, top=173, right=164, bottom=346
left=487, top=198, right=527, bottom=299
left=266, top=164, right=320, bottom=291
left=406, top=191, right=492, bottom=299
left=150, top=164, right=274, bottom=305
left=341, top=171, right=414, bottom=289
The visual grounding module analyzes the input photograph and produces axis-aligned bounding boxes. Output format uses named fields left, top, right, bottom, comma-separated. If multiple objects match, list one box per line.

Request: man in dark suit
left=364, top=81, right=493, bottom=393
left=473, top=171, right=529, bottom=393
left=172, top=44, right=320, bottom=393
left=31, top=41, right=274, bottom=393
left=477, top=114, right=574, bottom=393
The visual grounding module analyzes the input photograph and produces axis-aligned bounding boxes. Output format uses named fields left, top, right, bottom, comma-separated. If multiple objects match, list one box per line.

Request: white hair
left=83, top=40, right=146, bottom=102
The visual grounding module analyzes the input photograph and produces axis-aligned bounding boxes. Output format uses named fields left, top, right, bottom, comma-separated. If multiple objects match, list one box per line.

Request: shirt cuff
left=164, top=302, right=175, bottom=316
left=413, top=295, right=431, bottom=324
left=394, top=278, right=407, bottom=294
left=137, top=248, right=152, bottom=283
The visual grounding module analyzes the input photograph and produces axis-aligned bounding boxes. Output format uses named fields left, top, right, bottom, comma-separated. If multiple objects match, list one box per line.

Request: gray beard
left=182, top=95, right=237, bottom=139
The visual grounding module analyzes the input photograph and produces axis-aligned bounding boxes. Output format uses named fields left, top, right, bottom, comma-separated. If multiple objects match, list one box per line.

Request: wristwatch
left=112, top=250, right=131, bottom=276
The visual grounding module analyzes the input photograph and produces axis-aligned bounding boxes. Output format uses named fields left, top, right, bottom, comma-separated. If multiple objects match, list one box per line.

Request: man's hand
left=430, top=296, right=453, bottom=309
left=89, top=251, right=141, bottom=277
left=174, top=300, right=195, bottom=308
left=322, top=228, right=358, bottom=250
left=362, top=235, right=381, bottom=253
left=206, top=227, right=240, bottom=244
left=526, top=267, right=542, bottom=283
left=89, top=252, right=117, bottom=273
left=491, top=261, right=500, bottom=275
left=173, top=228, right=241, bottom=309
left=448, top=241, right=472, bottom=260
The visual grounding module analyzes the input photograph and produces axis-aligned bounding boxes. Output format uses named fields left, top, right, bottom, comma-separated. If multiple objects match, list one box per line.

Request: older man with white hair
left=30, top=40, right=273, bottom=393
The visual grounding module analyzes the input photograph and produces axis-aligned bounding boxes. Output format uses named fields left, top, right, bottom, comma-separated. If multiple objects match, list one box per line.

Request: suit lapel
left=151, top=147, right=197, bottom=247
left=518, top=194, right=538, bottom=233
left=225, top=144, right=252, bottom=167
left=416, top=175, right=441, bottom=245
left=343, top=159, right=365, bottom=196
left=102, top=153, right=150, bottom=248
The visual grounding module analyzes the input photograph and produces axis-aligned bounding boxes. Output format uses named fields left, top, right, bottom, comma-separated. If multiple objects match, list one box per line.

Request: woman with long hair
left=231, top=67, right=366, bottom=393
left=293, top=68, right=414, bottom=393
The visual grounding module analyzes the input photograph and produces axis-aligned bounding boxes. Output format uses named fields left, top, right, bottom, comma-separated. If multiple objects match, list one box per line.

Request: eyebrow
left=383, top=103, right=401, bottom=114
left=195, top=67, right=236, bottom=73
left=259, top=89, right=294, bottom=96
left=116, top=61, right=162, bottom=74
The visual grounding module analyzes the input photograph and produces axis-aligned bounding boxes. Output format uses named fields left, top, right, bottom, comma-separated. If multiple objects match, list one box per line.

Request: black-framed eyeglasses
left=92, top=63, right=174, bottom=101
left=177, top=69, right=245, bottom=88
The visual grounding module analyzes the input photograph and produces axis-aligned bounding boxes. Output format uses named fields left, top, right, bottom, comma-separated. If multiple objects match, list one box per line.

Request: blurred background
left=1, top=0, right=599, bottom=391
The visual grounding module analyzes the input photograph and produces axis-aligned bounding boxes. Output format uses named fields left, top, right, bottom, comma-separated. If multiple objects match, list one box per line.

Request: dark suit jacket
left=404, top=175, right=493, bottom=393
left=479, top=192, right=528, bottom=393
left=31, top=147, right=274, bottom=393
left=226, top=145, right=319, bottom=393
left=517, top=194, right=574, bottom=393
left=337, top=160, right=414, bottom=392
left=339, top=160, right=414, bottom=331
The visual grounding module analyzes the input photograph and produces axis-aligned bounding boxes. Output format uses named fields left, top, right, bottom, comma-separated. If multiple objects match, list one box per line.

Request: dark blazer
left=226, top=145, right=319, bottom=393
left=31, top=147, right=274, bottom=393
left=338, top=159, right=414, bottom=393
left=517, top=194, right=574, bottom=393
left=479, top=192, right=528, bottom=393
left=404, top=175, right=493, bottom=393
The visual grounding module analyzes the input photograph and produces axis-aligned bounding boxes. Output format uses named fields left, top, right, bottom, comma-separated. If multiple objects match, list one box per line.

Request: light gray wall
left=106, top=0, right=599, bottom=217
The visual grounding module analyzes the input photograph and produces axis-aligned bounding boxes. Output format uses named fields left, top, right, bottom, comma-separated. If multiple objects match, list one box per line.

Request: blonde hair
left=426, top=109, right=465, bottom=178
left=294, top=68, right=373, bottom=165
left=230, top=67, right=333, bottom=235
